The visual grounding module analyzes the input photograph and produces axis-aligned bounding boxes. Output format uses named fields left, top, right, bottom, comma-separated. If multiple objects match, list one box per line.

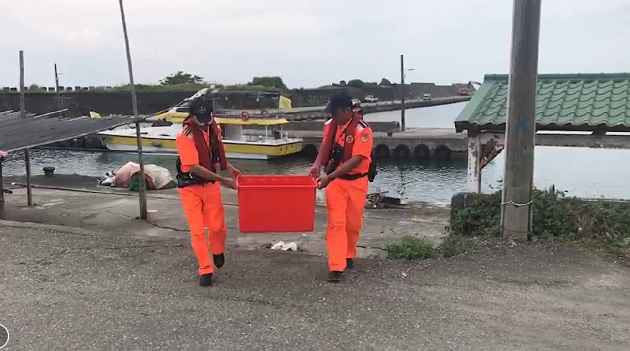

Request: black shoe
left=346, top=258, right=355, bottom=269
left=199, top=273, right=213, bottom=287
left=327, top=271, right=343, bottom=282
left=213, top=253, right=225, bottom=268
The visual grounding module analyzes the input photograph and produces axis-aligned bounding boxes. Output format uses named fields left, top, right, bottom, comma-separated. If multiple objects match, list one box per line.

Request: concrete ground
left=1, top=175, right=450, bottom=258
left=1, top=221, right=629, bottom=351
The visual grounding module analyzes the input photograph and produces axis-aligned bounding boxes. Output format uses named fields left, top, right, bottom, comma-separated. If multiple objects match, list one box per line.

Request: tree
left=379, top=78, right=392, bottom=86
left=160, top=71, right=204, bottom=85
left=248, top=76, right=287, bottom=90
left=346, top=79, right=364, bottom=88
left=339, top=80, right=347, bottom=86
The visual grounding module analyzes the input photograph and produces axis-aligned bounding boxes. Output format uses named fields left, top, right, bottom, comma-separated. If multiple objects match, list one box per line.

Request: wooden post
left=400, top=54, right=406, bottom=132
left=467, top=133, right=481, bottom=193
left=500, top=0, right=542, bottom=241
left=119, top=0, right=147, bottom=220
left=19, top=51, right=33, bottom=206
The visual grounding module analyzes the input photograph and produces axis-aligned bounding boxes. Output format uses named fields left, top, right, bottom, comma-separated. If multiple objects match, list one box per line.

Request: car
left=422, top=93, right=432, bottom=101
left=363, top=95, right=378, bottom=103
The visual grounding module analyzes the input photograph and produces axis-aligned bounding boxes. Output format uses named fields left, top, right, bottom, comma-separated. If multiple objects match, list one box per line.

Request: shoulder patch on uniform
left=360, top=134, right=370, bottom=143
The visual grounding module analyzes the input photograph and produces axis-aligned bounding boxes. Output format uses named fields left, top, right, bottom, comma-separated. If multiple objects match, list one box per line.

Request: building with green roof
left=454, top=73, right=630, bottom=192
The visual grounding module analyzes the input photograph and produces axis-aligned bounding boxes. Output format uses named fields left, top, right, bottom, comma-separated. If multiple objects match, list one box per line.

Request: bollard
left=43, top=166, right=55, bottom=177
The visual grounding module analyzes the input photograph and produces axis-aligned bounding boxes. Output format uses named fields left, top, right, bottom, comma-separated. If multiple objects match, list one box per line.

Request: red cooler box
left=237, top=175, right=317, bottom=233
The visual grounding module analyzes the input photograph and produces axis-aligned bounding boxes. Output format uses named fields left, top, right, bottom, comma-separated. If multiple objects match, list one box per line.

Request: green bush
left=450, top=188, right=630, bottom=257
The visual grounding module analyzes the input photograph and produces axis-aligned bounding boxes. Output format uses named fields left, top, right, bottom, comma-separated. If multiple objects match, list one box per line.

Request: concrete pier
left=275, top=96, right=471, bottom=121
left=0, top=174, right=449, bottom=258
left=291, top=128, right=467, bottom=160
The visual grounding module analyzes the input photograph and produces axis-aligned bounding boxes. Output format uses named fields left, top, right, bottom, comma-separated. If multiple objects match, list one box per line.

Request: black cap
left=325, top=91, right=353, bottom=113
left=189, top=97, right=214, bottom=123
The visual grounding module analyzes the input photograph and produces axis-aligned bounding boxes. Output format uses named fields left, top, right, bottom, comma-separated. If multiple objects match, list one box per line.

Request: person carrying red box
left=175, top=94, right=241, bottom=287
left=309, top=92, right=376, bottom=282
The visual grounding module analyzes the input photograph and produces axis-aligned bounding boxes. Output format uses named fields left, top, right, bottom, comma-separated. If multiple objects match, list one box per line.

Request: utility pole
left=19, top=51, right=33, bottom=206
left=400, top=54, right=406, bottom=132
left=118, top=0, right=148, bottom=220
left=500, top=0, right=542, bottom=241
left=54, top=64, right=62, bottom=113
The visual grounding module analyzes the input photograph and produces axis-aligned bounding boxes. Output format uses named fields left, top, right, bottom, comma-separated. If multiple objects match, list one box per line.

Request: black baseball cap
left=325, top=91, right=353, bottom=113
left=189, top=97, right=214, bottom=123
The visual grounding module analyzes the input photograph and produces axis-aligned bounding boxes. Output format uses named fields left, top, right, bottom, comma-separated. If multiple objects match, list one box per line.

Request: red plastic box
left=237, top=175, right=317, bottom=233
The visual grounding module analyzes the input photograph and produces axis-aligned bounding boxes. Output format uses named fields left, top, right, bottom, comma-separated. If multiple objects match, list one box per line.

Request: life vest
left=320, top=111, right=377, bottom=182
left=176, top=118, right=227, bottom=187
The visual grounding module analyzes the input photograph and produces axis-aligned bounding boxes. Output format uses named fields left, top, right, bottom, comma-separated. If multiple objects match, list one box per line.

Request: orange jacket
left=322, top=113, right=373, bottom=176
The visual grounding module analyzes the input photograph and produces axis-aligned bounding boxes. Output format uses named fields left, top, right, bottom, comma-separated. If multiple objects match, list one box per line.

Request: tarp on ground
left=106, top=162, right=175, bottom=190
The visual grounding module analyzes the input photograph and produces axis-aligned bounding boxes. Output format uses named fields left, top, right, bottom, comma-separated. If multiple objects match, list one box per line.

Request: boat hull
left=99, top=133, right=303, bottom=160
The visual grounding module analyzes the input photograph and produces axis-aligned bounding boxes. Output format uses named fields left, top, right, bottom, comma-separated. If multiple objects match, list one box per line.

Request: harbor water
left=4, top=101, right=630, bottom=203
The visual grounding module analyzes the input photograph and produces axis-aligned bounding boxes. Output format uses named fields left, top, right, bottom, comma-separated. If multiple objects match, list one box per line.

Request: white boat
left=98, top=116, right=303, bottom=160
left=97, top=88, right=303, bottom=160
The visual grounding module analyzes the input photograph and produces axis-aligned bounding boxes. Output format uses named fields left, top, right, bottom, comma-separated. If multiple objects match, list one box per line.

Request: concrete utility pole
left=54, top=64, right=62, bottom=114
left=500, top=0, right=542, bottom=241
left=118, top=0, right=148, bottom=220
left=400, top=54, right=406, bottom=132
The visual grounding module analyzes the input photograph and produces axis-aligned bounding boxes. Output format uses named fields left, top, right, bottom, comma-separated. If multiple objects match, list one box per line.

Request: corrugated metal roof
left=454, top=73, right=630, bottom=133
left=0, top=110, right=147, bottom=152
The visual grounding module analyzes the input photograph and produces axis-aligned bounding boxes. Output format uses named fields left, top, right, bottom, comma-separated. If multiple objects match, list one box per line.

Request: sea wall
left=0, top=83, right=469, bottom=116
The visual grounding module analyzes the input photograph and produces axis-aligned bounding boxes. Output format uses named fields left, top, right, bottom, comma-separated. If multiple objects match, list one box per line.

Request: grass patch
left=386, top=236, right=438, bottom=260
left=386, top=235, right=479, bottom=260
left=439, top=236, right=478, bottom=258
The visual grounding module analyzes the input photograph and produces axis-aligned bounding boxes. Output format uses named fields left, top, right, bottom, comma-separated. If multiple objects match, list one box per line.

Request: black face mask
left=190, top=98, right=213, bottom=124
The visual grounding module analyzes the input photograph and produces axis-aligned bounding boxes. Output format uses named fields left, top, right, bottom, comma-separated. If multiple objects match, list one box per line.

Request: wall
left=0, top=83, right=471, bottom=116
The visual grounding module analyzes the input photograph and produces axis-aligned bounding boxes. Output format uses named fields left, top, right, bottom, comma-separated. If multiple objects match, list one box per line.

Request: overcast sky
left=1, top=0, right=629, bottom=89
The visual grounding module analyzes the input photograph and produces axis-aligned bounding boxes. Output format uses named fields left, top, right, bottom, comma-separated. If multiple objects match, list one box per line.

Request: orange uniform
left=176, top=125, right=227, bottom=276
left=322, top=118, right=374, bottom=272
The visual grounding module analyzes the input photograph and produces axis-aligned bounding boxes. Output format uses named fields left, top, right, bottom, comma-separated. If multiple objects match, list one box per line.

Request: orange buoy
left=240, top=110, right=251, bottom=121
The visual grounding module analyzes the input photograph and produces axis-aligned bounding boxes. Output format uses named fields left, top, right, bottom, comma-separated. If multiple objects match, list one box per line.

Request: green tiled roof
left=454, top=73, right=630, bottom=133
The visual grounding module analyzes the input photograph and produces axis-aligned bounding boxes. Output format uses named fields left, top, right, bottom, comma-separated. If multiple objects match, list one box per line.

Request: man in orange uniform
left=310, top=92, right=374, bottom=282
left=176, top=95, right=241, bottom=287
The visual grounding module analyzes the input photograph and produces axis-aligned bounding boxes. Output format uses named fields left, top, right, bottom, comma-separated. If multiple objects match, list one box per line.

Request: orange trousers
left=325, top=177, right=369, bottom=271
left=178, top=182, right=226, bottom=275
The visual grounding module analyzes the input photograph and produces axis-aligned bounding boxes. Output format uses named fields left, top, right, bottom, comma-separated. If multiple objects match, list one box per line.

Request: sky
left=1, top=0, right=629, bottom=89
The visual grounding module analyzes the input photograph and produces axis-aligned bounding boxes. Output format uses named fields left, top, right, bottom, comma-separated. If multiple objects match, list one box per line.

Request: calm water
left=4, top=101, right=630, bottom=203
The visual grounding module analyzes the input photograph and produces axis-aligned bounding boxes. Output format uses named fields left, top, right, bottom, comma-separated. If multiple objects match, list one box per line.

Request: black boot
left=327, top=271, right=343, bottom=282
left=346, top=258, right=355, bottom=269
left=213, top=253, right=225, bottom=268
left=199, top=273, right=213, bottom=287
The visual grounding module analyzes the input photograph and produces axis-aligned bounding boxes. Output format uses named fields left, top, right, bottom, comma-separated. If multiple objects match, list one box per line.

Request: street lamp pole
left=400, top=54, right=405, bottom=132
left=54, top=64, right=63, bottom=115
